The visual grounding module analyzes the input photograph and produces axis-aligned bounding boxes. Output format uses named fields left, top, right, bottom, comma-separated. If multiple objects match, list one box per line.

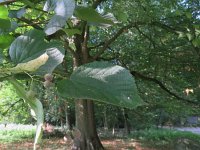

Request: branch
left=135, top=25, right=156, bottom=48
left=81, top=24, right=90, bottom=63
left=92, top=23, right=137, bottom=60
left=88, top=42, right=105, bottom=50
left=1, top=99, right=23, bottom=116
left=151, top=21, right=181, bottom=34
left=17, top=17, right=43, bottom=30
left=131, top=70, right=200, bottom=105
left=63, top=38, right=78, bottom=59
left=0, top=0, right=16, bottom=5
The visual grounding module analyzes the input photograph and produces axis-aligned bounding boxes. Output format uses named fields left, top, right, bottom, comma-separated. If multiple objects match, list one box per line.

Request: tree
left=0, top=0, right=142, bottom=149
left=1, top=0, right=200, bottom=149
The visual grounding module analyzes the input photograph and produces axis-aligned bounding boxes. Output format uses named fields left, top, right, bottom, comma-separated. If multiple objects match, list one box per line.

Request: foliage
left=0, top=0, right=200, bottom=149
left=0, top=129, right=35, bottom=143
left=131, top=128, right=200, bottom=141
left=130, top=128, right=200, bottom=148
left=0, top=82, right=31, bottom=124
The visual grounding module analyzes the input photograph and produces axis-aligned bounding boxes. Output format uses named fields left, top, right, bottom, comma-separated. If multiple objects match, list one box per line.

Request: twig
left=17, top=17, right=43, bottom=30
left=1, top=99, right=23, bottom=116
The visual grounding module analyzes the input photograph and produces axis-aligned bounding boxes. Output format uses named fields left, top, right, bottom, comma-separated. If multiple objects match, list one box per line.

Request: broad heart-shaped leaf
left=9, top=30, right=46, bottom=64
left=74, top=6, right=114, bottom=26
left=8, top=78, right=44, bottom=150
left=57, top=61, right=143, bottom=109
left=9, top=29, right=65, bottom=74
left=44, top=0, right=75, bottom=35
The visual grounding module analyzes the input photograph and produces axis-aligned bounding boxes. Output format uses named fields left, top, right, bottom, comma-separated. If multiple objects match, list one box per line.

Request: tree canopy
left=0, top=0, right=200, bottom=149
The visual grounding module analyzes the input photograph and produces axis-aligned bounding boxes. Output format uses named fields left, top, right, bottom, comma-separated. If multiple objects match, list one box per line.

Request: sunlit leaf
left=44, top=0, right=75, bottom=35
left=0, top=6, right=8, bottom=19
left=9, top=29, right=64, bottom=74
left=44, top=15, right=66, bottom=35
left=74, top=6, right=114, bottom=26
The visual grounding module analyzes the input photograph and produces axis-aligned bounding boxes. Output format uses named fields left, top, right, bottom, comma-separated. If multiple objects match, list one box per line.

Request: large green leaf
left=9, top=30, right=46, bottom=63
left=43, top=0, right=75, bottom=35
left=57, top=61, right=143, bottom=109
left=74, top=6, right=114, bottom=26
left=8, top=78, right=44, bottom=150
left=9, top=29, right=64, bottom=74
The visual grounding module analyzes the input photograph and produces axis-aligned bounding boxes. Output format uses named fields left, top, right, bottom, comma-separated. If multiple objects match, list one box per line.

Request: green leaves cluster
left=0, top=6, right=14, bottom=50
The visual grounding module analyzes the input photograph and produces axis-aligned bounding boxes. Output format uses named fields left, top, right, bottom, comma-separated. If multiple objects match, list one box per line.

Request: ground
left=1, top=124, right=200, bottom=150
left=0, top=138, right=155, bottom=150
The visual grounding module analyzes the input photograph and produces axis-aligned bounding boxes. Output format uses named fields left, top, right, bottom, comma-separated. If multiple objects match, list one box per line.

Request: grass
left=131, top=128, right=200, bottom=141
left=0, top=129, right=35, bottom=143
left=130, top=128, right=200, bottom=149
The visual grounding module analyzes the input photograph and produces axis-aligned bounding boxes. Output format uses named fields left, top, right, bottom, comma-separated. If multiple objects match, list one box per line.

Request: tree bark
left=73, top=100, right=104, bottom=150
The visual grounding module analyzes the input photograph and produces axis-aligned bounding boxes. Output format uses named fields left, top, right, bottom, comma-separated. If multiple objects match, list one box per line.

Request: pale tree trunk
left=64, top=101, right=72, bottom=131
left=103, top=108, right=108, bottom=131
left=122, top=109, right=130, bottom=135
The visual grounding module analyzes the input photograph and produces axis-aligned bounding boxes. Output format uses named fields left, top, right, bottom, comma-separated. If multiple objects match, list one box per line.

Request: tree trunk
left=64, top=101, right=72, bottom=131
left=68, top=22, right=104, bottom=149
left=122, top=109, right=130, bottom=135
left=72, top=100, right=104, bottom=150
